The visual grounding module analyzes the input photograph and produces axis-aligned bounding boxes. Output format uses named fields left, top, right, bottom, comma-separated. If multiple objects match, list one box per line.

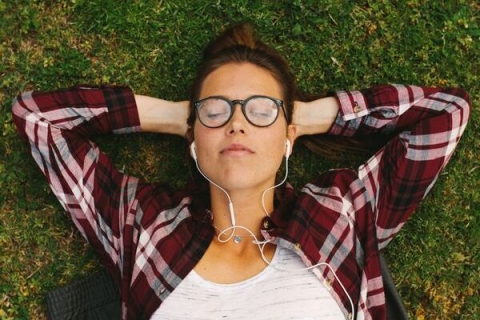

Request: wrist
left=293, top=97, right=339, bottom=136
left=136, top=95, right=189, bottom=136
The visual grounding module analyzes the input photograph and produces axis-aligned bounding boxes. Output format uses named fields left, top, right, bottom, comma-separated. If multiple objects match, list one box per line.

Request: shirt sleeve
left=329, top=84, right=471, bottom=248
left=11, top=85, right=144, bottom=271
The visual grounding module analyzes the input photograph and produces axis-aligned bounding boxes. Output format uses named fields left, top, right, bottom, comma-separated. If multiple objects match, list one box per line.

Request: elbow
left=11, top=96, right=22, bottom=117
left=459, top=88, right=471, bottom=125
left=11, top=92, right=29, bottom=118
left=11, top=92, right=32, bottom=137
left=448, top=87, right=471, bottom=126
left=455, top=87, right=470, bottom=108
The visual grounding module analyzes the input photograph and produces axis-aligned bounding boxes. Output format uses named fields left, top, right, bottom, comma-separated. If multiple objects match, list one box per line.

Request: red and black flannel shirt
left=12, top=84, right=470, bottom=319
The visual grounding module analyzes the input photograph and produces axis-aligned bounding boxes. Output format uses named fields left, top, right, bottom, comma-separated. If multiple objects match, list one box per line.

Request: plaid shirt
left=12, top=84, right=470, bottom=320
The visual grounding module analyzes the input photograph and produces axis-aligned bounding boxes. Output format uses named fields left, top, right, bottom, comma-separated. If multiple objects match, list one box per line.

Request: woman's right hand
left=136, top=95, right=190, bottom=137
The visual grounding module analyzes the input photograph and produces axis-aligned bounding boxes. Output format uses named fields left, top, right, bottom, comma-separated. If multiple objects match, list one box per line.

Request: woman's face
left=193, top=62, right=295, bottom=193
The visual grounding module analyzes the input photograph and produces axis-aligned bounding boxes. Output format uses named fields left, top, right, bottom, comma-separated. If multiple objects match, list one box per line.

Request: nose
left=227, top=103, right=246, bottom=134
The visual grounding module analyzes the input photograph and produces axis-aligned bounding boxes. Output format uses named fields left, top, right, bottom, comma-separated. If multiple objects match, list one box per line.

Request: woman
left=12, top=23, right=470, bottom=319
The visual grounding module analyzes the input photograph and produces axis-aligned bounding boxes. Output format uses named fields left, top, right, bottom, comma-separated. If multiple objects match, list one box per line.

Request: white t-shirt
left=151, top=246, right=345, bottom=319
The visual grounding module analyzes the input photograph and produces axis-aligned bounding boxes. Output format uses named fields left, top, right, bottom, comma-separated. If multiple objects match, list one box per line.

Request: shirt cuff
left=81, top=85, right=141, bottom=134
left=328, top=90, right=369, bottom=137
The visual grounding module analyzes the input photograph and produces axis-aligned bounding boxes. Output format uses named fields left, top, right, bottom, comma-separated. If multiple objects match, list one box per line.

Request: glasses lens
left=197, top=98, right=231, bottom=127
left=245, top=97, right=279, bottom=126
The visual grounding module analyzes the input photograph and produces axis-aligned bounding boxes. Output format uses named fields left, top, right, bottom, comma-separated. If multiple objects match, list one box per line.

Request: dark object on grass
left=46, top=268, right=121, bottom=320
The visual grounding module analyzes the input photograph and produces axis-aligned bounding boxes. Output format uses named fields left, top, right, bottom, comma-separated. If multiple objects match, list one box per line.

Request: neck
left=209, top=186, right=274, bottom=241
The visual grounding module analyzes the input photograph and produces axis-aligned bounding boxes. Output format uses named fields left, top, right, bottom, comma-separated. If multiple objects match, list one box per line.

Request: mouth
left=220, top=143, right=254, bottom=155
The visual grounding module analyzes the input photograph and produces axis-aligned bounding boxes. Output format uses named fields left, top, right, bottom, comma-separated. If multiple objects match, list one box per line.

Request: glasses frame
left=193, top=95, right=288, bottom=128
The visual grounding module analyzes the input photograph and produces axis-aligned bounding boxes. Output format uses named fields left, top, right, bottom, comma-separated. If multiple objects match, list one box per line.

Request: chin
left=222, top=175, right=274, bottom=193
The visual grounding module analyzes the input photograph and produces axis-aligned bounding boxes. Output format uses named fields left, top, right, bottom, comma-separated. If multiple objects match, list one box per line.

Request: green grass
left=1, top=0, right=479, bottom=319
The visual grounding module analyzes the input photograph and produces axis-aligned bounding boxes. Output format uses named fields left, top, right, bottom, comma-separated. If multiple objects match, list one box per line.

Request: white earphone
left=189, top=138, right=291, bottom=227
left=190, top=141, right=197, bottom=160
left=285, top=139, right=291, bottom=159
left=188, top=139, right=353, bottom=312
left=189, top=141, right=236, bottom=226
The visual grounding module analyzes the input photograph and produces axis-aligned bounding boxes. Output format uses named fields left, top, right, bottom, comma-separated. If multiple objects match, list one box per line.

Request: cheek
left=262, top=134, right=288, bottom=165
left=271, top=127, right=289, bottom=156
left=192, top=124, right=206, bottom=146
left=193, top=127, right=217, bottom=158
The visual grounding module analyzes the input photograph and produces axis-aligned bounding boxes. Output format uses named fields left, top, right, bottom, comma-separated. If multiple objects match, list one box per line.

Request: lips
left=220, top=143, right=254, bottom=155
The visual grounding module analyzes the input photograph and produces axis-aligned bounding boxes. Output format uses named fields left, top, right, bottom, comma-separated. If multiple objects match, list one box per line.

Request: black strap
left=379, top=251, right=409, bottom=320
left=46, top=269, right=121, bottom=320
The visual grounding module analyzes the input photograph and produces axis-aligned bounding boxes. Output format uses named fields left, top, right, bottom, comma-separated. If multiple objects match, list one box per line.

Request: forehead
left=199, top=62, right=283, bottom=100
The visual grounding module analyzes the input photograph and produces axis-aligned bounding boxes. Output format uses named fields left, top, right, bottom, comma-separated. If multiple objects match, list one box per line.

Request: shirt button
left=294, top=243, right=301, bottom=251
left=263, top=219, right=270, bottom=229
left=353, top=102, right=362, bottom=113
left=261, top=216, right=275, bottom=230
left=325, top=278, right=332, bottom=288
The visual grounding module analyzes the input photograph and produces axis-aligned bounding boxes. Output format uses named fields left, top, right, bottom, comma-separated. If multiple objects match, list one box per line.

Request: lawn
left=0, top=0, right=479, bottom=319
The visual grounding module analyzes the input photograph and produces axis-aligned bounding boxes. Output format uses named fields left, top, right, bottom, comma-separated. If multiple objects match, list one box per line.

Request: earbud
left=285, top=139, right=291, bottom=158
left=190, top=142, right=197, bottom=161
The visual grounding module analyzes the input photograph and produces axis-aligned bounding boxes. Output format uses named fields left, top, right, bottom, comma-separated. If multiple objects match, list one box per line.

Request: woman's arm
left=297, top=85, right=471, bottom=249
left=11, top=85, right=188, bottom=274
left=135, top=94, right=189, bottom=136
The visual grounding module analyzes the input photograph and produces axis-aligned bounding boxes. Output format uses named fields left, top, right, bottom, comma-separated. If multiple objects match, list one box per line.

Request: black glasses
left=194, top=95, right=287, bottom=128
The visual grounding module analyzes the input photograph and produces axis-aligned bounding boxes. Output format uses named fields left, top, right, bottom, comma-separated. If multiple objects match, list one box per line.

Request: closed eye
left=207, top=111, right=228, bottom=119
